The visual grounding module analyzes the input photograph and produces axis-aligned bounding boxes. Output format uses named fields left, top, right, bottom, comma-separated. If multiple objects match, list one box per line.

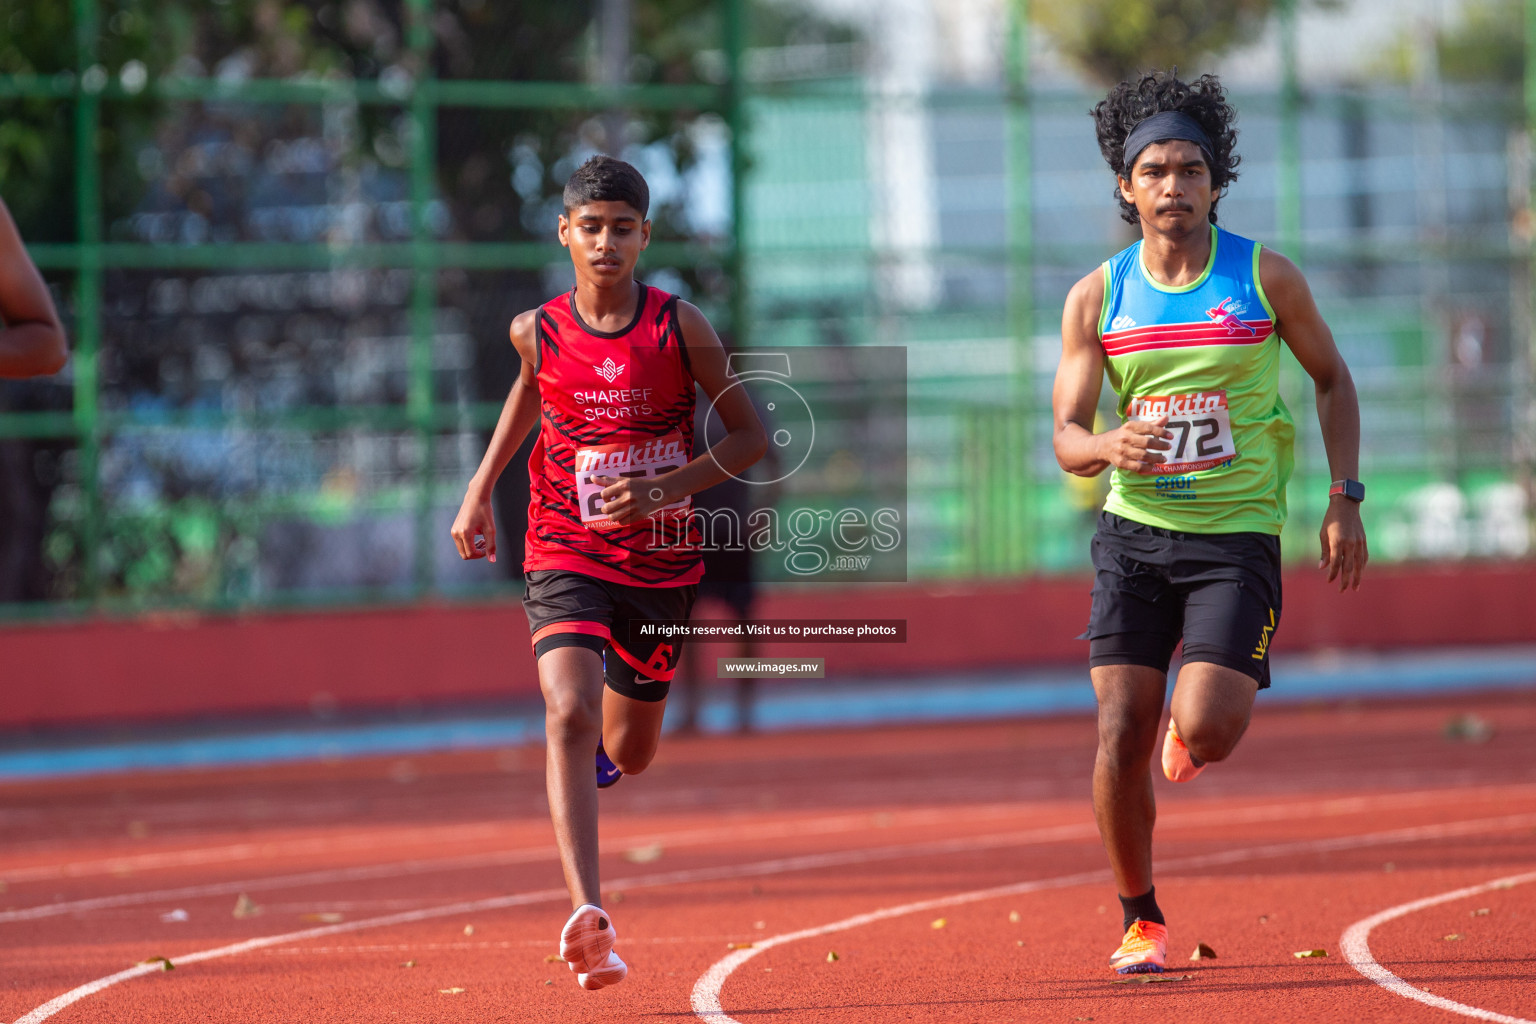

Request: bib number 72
left=1127, top=391, right=1237, bottom=474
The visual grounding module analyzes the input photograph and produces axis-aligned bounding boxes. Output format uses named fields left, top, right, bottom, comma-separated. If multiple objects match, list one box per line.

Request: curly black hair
left=1091, top=70, right=1240, bottom=225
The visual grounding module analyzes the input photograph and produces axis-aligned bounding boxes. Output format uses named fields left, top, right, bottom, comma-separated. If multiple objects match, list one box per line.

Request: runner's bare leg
left=603, top=687, right=668, bottom=775
left=540, top=646, right=605, bottom=909
left=1168, top=662, right=1258, bottom=763
left=1091, top=664, right=1168, bottom=898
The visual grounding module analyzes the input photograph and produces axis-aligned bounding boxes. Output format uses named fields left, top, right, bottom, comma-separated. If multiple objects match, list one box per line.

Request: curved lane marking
left=1341, top=871, right=1536, bottom=1024
left=6, top=819, right=1118, bottom=1023
left=692, top=812, right=1536, bottom=1024
left=16, top=809, right=1536, bottom=1023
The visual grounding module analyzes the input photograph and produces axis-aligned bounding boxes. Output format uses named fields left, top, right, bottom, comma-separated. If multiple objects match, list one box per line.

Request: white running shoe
left=560, top=904, right=627, bottom=989
left=577, top=950, right=628, bottom=990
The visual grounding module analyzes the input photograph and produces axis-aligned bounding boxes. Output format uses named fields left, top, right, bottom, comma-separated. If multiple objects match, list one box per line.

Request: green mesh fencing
left=0, top=1, right=1531, bottom=620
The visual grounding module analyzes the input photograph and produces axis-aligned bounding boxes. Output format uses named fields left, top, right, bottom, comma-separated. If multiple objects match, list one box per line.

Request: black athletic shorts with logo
left=1082, top=511, right=1281, bottom=688
left=523, top=569, right=698, bottom=702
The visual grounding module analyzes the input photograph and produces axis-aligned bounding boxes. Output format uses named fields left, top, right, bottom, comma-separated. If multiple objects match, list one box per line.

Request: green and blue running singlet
left=1098, top=224, right=1295, bottom=534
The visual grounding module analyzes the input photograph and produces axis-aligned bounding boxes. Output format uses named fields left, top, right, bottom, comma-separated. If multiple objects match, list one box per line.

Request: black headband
left=1122, top=111, right=1214, bottom=174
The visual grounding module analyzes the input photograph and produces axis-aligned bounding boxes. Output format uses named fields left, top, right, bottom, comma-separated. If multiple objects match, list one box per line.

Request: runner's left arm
left=595, top=301, right=767, bottom=525
left=1260, top=247, right=1368, bottom=591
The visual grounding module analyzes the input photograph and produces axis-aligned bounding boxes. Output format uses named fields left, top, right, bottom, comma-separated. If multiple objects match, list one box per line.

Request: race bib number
left=575, top=431, right=691, bottom=530
left=1128, top=391, right=1237, bottom=473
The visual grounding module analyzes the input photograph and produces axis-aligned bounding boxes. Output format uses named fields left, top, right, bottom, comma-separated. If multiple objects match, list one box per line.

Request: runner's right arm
left=449, top=310, right=542, bottom=562
left=1052, top=268, right=1171, bottom=476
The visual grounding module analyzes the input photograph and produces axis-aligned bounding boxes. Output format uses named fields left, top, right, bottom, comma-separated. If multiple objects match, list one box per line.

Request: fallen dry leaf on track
left=1190, top=942, right=1217, bottom=960
left=438, top=987, right=466, bottom=995
left=300, top=912, right=344, bottom=923
left=137, top=956, right=174, bottom=971
left=727, top=942, right=754, bottom=950
left=543, top=954, right=563, bottom=963
left=930, top=918, right=947, bottom=929
left=1008, top=910, right=1020, bottom=923
left=543, top=979, right=553, bottom=986
left=1111, top=973, right=1189, bottom=984
left=624, top=842, right=664, bottom=864
left=1471, top=907, right=1490, bottom=916
left=1444, top=933, right=1464, bottom=941
left=463, top=924, right=475, bottom=936
left=825, top=951, right=840, bottom=962
left=402, top=960, right=415, bottom=968
left=1293, top=949, right=1328, bottom=958
left=232, top=894, right=261, bottom=919
left=1442, top=713, right=1493, bottom=744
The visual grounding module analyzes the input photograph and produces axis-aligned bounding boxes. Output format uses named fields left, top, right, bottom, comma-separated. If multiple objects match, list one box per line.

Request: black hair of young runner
left=1091, top=70, right=1241, bottom=226
left=563, top=155, right=650, bottom=217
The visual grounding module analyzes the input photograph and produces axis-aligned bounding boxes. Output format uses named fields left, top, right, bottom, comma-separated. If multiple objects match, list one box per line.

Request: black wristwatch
left=1329, top=478, right=1365, bottom=503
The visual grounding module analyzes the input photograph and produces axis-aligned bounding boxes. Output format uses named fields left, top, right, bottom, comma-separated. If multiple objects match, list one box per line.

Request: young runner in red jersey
left=450, top=156, right=766, bottom=991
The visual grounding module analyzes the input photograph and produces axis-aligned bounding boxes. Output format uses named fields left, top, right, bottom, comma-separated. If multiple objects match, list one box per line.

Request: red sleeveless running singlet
left=522, top=283, right=703, bottom=586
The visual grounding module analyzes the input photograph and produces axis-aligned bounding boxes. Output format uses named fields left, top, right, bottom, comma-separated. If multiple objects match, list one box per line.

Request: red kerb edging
left=1, top=561, right=1531, bottom=729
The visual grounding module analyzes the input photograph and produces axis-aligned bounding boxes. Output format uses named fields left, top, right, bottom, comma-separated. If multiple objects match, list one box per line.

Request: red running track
left=3, top=690, right=1535, bottom=1023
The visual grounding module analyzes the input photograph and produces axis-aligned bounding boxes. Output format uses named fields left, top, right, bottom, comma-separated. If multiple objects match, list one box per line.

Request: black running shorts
left=1082, top=511, right=1281, bottom=688
left=522, top=569, right=697, bottom=702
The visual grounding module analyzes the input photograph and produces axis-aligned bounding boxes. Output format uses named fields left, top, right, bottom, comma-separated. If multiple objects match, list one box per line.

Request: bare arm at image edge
left=0, top=198, right=68, bottom=378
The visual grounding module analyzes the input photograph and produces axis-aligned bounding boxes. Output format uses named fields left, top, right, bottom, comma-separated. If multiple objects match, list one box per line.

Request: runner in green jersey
left=1051, top=71, right=1368, bottom=975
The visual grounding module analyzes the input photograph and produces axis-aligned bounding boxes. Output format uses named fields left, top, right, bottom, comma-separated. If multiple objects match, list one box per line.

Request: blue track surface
left=2, top=647, right=1532, bottom=781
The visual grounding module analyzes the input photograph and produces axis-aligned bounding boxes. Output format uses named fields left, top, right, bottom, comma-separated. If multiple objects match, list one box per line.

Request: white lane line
left=7, top=787, right=1496, bottom=924
left=0, top=803, right=1076, bottom=922
left=690, top=812, right=1536, bottom=1024
left=1340, top=871, right=1536, bottom=1024
left=15, top=810, right=1536, bottom=1024
left=0, top=822, right=514, bottom=885
left=18, top=810, right=1536, bottom=1024
left=8, top=778, right=1526, bottom=887
left=0, top=810, right=1007, bottom=923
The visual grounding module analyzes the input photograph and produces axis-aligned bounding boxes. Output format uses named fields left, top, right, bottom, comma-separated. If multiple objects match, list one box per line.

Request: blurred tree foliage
left=1434, top=0, right=1521, bottom=85
left=0, top=0, right=855, bottom=605
left=1034, top=0, right=1278, bottom=85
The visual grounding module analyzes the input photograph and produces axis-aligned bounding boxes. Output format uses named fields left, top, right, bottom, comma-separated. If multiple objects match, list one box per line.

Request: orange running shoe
left=1161, top=720, right=1205, bottom=782
left=1109, top=919, right=1168, bottom=974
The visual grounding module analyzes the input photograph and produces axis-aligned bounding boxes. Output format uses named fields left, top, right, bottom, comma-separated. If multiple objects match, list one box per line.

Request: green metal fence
left=0, top=0, right=1532, bottom=619
left=0, top=0, right=749, bottom=617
